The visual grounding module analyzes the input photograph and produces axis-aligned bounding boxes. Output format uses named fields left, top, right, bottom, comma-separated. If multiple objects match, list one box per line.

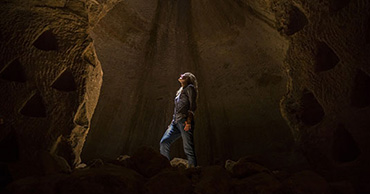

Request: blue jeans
left=160, top=118, right=197, bottom=166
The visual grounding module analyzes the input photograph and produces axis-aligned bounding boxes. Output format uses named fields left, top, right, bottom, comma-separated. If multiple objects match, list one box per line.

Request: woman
left=160, top=72, right=198, bottom=167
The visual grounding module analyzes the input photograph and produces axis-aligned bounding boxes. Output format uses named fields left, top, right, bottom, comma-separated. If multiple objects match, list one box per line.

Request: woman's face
left=178, top=73, right=188, bottom=85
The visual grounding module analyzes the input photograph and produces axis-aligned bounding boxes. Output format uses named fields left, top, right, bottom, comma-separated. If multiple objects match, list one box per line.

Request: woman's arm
left=184, top=85, right=197, bottom=131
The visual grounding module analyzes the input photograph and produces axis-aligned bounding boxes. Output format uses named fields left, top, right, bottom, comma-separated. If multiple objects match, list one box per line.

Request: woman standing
left=160, top=72, right=198, bottom=167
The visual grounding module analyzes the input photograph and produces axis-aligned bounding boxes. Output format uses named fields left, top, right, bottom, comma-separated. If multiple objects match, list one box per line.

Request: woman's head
left=176, top=72, right=198, bottom=97
left=178, top=72, right=198, bottom=89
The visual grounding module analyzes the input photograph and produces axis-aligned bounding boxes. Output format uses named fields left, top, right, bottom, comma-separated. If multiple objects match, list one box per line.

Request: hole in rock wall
left=329, top=0, right=351, bottom=12
left=19, top=92, right=47, bottom=117
left=332, top=124, right=360, bottom=163
left=300, top=90, right=325, bottom=126
left=0, top=129, right=19, bottom=163
left=33, top=29, right=58, bottom=51
left=51, top=68, right=77, bottom=92
left=315, top=41, right=339, bottom=72
left=286, top=6, right=308, bottom=35
left=350, top=70, right=370, bottom=108
left=0, top=59, right=27, bottom=82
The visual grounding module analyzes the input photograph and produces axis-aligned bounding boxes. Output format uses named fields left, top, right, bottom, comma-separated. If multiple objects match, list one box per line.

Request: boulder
left=130, top=146, right=171, bottom=178
left=194, top=165, right=232, bottom=194
left=225, top=157, right=270, bottom=178
left=109, top=155, right=132, bottom=168
left=281, top=170, right=331, bottom=194
left=170, top=158, right=188, bottom=169
left=144, top=169, right=193, bottom=194
left=232, top=172, right=282, bottom=194
left=56, top=164, right=145, bottom=194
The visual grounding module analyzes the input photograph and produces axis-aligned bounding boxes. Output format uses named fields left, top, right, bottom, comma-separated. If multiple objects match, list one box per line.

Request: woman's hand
left=184, top=121, right=191, bottom=131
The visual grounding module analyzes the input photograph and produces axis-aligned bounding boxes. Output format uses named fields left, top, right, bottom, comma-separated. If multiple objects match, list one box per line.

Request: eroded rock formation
left=0, top=0, right=120, bottom=178
left=276, top=0, right=370, bottom=191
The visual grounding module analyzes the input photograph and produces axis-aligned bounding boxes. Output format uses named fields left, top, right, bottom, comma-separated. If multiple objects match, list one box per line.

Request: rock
left=225, top=159, right=236, bottom=172
left=225, top=157, right=270, bottom=178
left=232, top=172, right=282, bottom=194
left=329, top=181, right=356, bottom=194
left=56, top=164, right=145, bottom=194
left=6, top=174, right=69, bottom=194
left=281, top=170, right=331, bottom=194
left=6, top=164, right=145, bottom=194
left=130, top=146, right=171, bottom=178
left=85, top=158, right=104, bottom=168
left=108, top=155, right=132, bottom=168
left=144, top=169, right=193, bottom=194
left=170, top=158, right=188, bottom=169
left=181, top=166, right=202, bottom=186
left=0, top=0, right=103, bottom=174
left=75, top=163, right=87, bottom=169
left=37, top=151, right=71, bottom=175
left=271, top=170, right=290, bottom=181
left=194, top=165, right=232, bottom=194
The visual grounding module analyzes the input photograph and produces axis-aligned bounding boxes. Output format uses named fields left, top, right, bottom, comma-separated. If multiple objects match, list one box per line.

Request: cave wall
left=82, top=0, right=370, bottom=190
left=82, top=0, right=294, bottom=165
left=0, top=0, right=119, bottom=177
left=274, top=0, right=370, bottom=190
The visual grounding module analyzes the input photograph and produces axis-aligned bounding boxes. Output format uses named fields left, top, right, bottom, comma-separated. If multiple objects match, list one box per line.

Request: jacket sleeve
left=186, top=84, right=197, bottom=115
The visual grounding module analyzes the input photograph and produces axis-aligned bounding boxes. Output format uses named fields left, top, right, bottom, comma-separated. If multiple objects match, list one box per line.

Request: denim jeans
left=160, top=118, right=197, bottom=166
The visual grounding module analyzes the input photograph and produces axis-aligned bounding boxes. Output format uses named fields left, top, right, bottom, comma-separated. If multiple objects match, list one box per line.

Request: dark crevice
left=286, top=6, right=308, bottom=36
left=315, top=41, right=340, bottom=72
left=20, top=92, right=47, bottom=117
left=0, top=129, right=19, bottom=163
left=300, top=90, right=325, bottom=126
left=350, top=70, right=370, bottom=108
left=0, top=59, right=27, bottom=82
left=329, top=0, right=350, bottom=12
left=51, top=68, right=77, bottom=92
left=332, top=124, right=360, bottom=163
left=33, top=29, right=58, bottom=51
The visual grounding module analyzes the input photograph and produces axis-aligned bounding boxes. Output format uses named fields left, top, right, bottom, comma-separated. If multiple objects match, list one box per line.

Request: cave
left=0, top=0, right=369, bottom=193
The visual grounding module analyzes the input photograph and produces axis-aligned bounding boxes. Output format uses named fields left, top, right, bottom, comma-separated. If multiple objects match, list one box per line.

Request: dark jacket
left=173, top=84, right=197, bottom=123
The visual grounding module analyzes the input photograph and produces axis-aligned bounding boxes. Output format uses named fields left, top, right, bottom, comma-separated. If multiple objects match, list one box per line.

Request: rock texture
left=4, top=150, right=334, bottom=194
left=275, top=0, right=370, bottom=192
left=0, top=0, right=120, bottom=179
left=80, top=0, right=370, bottom=191
left=82, top=0, right=293, bottom=167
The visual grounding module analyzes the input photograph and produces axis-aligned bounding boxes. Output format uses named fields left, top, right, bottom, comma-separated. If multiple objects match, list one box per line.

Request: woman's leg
left=178, top=121, right=197, bottom=167
left=160, top=121, right=181, bottom=160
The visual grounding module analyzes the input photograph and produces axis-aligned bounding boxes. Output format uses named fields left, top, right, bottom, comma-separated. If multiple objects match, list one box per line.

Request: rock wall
left=82, top=0, right=294, bottom=165
left=81, top=0, right=370, bottom=190
left=0, top=0, right=119, bottom=177
left=274, top=0, right=370, bottom=191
